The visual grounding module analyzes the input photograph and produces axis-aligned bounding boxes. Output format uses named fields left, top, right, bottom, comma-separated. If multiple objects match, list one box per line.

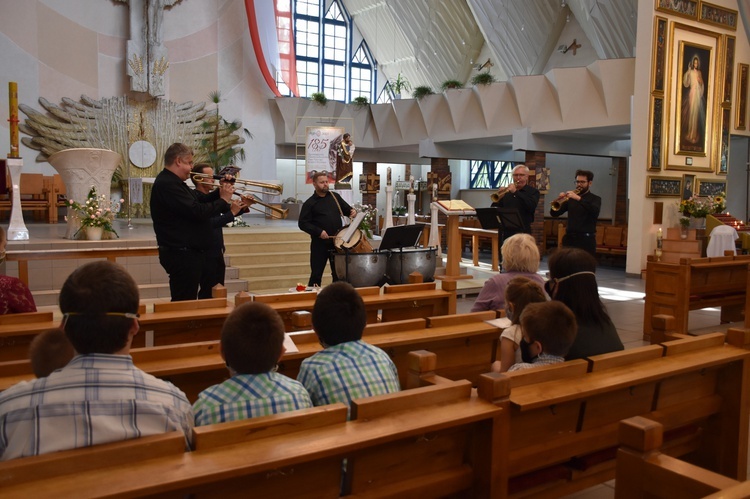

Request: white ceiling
left=341, top=0, right=638, bottom=93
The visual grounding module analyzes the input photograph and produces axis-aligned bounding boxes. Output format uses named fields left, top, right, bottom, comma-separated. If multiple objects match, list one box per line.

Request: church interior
left=2, top=0, right=750, bottom=497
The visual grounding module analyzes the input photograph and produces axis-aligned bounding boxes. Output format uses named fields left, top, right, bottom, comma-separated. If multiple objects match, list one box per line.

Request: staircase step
left=237, top=262, right=312, bottom=278
left=229, top=252, right=309, bottom=266
left=226, top=241, right=312, bottom=254
left=224, top=229, right=307, bottom=244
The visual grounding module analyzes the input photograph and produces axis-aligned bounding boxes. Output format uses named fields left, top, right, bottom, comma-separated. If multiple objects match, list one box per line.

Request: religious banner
left=305, top=126, right=344, bottom=184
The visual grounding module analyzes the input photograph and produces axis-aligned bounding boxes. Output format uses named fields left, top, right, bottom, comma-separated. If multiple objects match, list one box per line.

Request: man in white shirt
left=0, top=261, right=193, bottom=461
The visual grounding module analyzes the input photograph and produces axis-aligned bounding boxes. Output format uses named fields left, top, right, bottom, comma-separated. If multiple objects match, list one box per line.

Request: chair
left=706, top=224, right=738, bottom=257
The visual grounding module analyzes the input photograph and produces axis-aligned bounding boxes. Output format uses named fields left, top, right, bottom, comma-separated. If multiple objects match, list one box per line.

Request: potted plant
left=65, top=186, right=122, bottom=239
left=196, top=91, right=253, bottom=172
left=389, top=73, right=411, bottom=99
left=471, top=72, right=496, bottom=86
left=440, top=79, right=463, bottom=91
left=412, top=85, right=434, bottom=100
left=679, top=216, right=690, bottom=239
left=352, top=96, right=369, bottom=108
left=310, top=92, right=328, bottom=105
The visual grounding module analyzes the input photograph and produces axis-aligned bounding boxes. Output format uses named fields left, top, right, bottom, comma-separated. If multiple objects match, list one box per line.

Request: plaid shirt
left=507, top=353, right=565, bottom=372
left=0, top=354, right=193, bottom=461
left=297, top=340, right=400, bottom=415
left=192, top=372, right=313, bottom=426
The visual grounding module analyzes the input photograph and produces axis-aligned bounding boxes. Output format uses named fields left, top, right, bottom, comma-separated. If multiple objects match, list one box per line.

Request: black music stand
left=379, top=224, right=424, bottom=251
left=497, top=208, right=524, bottom=233
left=475, top=207, right=501, bottom=230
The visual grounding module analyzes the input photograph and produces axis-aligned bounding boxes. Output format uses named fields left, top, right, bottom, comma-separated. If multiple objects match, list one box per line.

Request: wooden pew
left=0, top=376, right=506, bottom=498
left=0, top=311, right=500, bottom=402
left=0, top=311, right=57, bottom=362
left=643, top=254, right=750, bottom=341
left=615, top=416, right=747, bottom=498
left=413, top=332, right=750, bottom=497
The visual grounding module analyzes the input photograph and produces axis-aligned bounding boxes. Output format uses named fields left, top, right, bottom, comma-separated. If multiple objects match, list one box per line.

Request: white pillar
left=6, top=158, right=28, bottom=240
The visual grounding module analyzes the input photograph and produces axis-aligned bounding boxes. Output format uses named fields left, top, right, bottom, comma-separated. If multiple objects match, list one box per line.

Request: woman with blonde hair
left=471, top=233, right=545, bottom=312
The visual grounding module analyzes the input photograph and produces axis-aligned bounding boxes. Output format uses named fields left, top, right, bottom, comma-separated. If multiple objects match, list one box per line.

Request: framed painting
left=723, top=36, right=735, bottom=104
left=698, top=1, right=738, bottom=31
left=647, top=176, right=682, bottom=197
left=656, top=0, right=698, bottom=20
left=666, top=23, right=722, bottom=172
left=648, top=95, right=664, bottom=171
left=736, top=63, right=748, bottom=129
left=719, top=106, right=730, bottom=174
left=696, top=178, right=727, bottom=196
left=681, top=173, right=696, bottom=199
left=652, top=16, right=668, bottom=93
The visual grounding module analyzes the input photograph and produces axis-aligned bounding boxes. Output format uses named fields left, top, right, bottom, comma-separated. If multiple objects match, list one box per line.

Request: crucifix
left=116, top=0, right=180, bottom=97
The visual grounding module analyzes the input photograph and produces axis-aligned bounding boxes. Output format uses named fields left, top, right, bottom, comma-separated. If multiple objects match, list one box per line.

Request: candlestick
left=387, top=167, right=391, bottom=186
left=409, top=175, right=414, bottom=194
left=656, top=228, right=662, bottom=249
left=8, top=82, right=19, bottom=158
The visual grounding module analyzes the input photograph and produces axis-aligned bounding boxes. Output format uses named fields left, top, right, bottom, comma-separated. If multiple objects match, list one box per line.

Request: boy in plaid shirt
left=297, top=282, right=400, bottom=417
left=193, top=302, right=312, bottom=426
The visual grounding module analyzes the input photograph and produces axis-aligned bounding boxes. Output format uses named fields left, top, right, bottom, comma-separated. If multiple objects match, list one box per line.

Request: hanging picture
left=647, top=176, right=682, bottom=197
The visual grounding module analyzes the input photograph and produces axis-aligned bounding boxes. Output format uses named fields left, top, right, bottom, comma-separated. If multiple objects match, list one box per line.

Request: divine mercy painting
left=678, top=44, right=710, bottom=154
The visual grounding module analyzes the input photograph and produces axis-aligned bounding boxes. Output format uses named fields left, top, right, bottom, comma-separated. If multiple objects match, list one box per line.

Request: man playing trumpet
left=549, top=169, right=601, bottom=256
left=491, top=165, right=540, bottom=261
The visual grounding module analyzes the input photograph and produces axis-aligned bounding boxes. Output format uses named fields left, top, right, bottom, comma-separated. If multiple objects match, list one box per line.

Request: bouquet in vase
left=65, top=186, right=123, bottom=238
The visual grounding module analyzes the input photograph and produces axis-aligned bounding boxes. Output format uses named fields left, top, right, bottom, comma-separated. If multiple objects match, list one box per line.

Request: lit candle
left=8, top=82, right=19, bottom=158
left=656, top=228, right=662, bottom=249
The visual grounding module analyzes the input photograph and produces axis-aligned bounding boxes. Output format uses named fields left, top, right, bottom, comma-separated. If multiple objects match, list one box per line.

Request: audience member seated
left=192, top=302, right=312, bottom=426
left=0, top=226, right=36, bottom=314
left=0, top=261, right=193, bottom=461
left=546, top=247, right=624, bottom=360
left=297, top=282, right=400, bottom=417
left=508, top=301, right=577, bottom=371
left=491, top=277, right=547, bottom=373
left=471, top=233, right=545, bottom=312
left=28, top=328, right=75, bottom=378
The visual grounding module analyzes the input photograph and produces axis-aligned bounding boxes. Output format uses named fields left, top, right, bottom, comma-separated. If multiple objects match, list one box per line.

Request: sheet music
left=485, top=317, right=511, bottom=329
left=340, top=212, right=366, bottom=243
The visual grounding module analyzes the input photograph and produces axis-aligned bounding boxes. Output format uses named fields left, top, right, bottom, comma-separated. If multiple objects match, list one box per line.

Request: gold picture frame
left=698, top=1, right=738, bottom=31
left=652, top=16, right=668, bottom=93
left=666, top=23, right=722, bottom=172
left=648, top=95, right=664, bottom=171
left=735, top=63, right=748, bottom=130
left=722, top=35, right=736, bottom=104
left=647, top=176, right=682, bottom=197
left=681, top=173, right=696, bottom=199
left=696, top=178, right=727, bottom=196
left=656, top=0, right=698, bottom=20
left=718, top=106, right=730, bottom=174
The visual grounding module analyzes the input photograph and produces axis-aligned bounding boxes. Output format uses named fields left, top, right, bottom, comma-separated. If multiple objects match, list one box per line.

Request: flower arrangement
left=678, top=192, right=726, bottom=218
left=392, top=205, right=407, bottom=216
left=679, top=216, right=691, bottom=228
left=353, top=202, right=377, bottom=239
left=226, top=216, right=248, bottom=228
left=65, top=186, right=122, bottom=238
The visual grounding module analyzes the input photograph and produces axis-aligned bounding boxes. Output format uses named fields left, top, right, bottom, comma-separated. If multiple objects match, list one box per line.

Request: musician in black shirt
left=151, top=143, right=234, bottom=301
left=550, top=169, right=601, bottom=257
left=299, top=172, right=355, bottom=287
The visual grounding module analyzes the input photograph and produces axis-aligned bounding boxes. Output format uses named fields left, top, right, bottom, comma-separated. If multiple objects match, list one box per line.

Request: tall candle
left=409, top=175, right=414, bottom=193
left=8, top=82, right=19, bottom=158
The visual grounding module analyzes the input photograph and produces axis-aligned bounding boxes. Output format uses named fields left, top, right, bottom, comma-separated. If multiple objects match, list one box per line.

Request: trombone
left=190, top=173, right=288, bottom=220
left=550, top=187, right=582, bottom=212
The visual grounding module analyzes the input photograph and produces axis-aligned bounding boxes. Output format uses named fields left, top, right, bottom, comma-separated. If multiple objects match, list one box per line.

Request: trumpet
left=190, top=173, right=288, bottom=220
left=490, top=184, right=514, bottom=203
left=550, top=187, right=582, bottom=212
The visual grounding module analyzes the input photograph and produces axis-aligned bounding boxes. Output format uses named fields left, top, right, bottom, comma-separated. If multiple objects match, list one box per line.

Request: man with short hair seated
left=0, top=261, right=193, bottom=461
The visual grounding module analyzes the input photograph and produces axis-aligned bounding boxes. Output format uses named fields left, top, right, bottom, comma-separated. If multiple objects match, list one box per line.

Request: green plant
left=310, top=92, right=328, bottom=105
left=353, top=96, right=369, bottom=107
left=679, top=216, right=691, bottom=228
left=66, top=186, right=122, bottom=238
left=440, top=79, right=463, bottom=91
left=471, top=72, right=496, bottom=86
left=196, top=91, right=253, bottom=172
left=389, top=73, right=411, bottom=95
left=392, top=205, right=407, bottom=216
left=678, top=192, right=726, bottom=217
left=411, top=85, right=434, bottom=100
left=353, top=202, right=377, bottom=238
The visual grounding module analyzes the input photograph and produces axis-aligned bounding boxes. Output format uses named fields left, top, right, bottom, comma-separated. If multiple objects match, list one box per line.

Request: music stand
left=379, top=224, right=424, bottom=251
left=475, top=208, right=501, bottom=230
left=497, top=208, right=524, bottom=233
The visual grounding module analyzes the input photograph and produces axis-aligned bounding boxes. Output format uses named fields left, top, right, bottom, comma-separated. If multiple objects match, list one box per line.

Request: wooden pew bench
left=0, top=376, right=506, bottom=498
left=0, top=311, right=500, bottom=402
left=615, top=416, right=749, bottom=498
left=458, top=226, right=499, bottom=271
left=643, top=254, right=750, bottom=340
left=414, top=332, right=750, bottom=497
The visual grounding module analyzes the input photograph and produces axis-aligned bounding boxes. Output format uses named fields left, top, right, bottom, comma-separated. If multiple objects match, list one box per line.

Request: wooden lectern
left=435, top=199, right=476, bottom=280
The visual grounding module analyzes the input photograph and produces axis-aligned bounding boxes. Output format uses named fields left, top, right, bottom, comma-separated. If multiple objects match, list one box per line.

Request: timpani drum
left=386, top=247, right=437, bottom=284
left=331, top=251, right=387, bottom=288
left=334, top=228, right=373, bottom=254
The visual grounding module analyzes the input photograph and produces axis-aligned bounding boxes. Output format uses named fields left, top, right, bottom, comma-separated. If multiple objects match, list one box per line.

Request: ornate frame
left=681, top=173, right=696, bottom=199
left=735, top=63, right=747, bottom=130
left=698, top=1, right=738, bottom=31
left=666, top=23, right=722, bottom=172
left=696, top=178, right=727, bottom=196
left=656, top=0, right=698, bottom=20
left=647, top=175, right=682, bottom=197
